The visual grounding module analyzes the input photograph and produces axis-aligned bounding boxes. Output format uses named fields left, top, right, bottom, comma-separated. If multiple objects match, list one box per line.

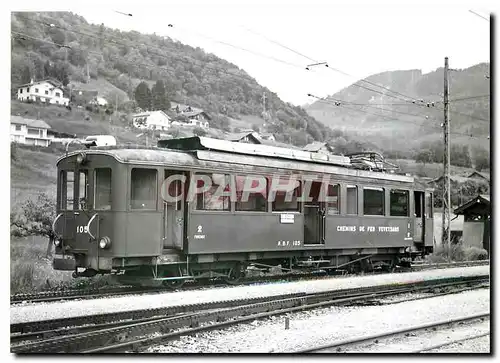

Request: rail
left=10, top=275, right=489, bottom=353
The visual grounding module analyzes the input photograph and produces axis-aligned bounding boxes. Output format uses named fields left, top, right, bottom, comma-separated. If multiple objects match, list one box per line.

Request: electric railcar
left=52, top=136, right=434, bottom=286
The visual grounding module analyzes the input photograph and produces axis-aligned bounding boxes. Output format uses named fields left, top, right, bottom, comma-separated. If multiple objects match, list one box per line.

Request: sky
left=62, top=0, right=492, bottom=106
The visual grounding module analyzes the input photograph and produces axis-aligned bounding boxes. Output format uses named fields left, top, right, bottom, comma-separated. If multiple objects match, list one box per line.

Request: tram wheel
left=224, top=264, right=242, bottom=285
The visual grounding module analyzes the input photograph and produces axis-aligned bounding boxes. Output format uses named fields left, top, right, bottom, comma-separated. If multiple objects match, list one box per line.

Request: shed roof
left=10, top=115, right=51, bottom=129
left=453, top=194, right=490, bottom=215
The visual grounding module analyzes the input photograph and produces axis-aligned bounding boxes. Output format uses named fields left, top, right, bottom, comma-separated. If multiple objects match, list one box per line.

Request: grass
left=10, top=236, right=118, bottom=294
left=425, top=243, right=488, bottom=264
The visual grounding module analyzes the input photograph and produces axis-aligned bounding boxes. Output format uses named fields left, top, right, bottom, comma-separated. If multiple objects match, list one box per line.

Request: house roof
left=430, top=175, right=471, bottom=184
left=453, top=194, right=490, bottom=215
left=183, top=110, right=212, bottom=120
left=467, top=171, right=490, bottom=181
left=302, top=142, right=333, bottom=152
left=18, top=79, right=63, bottom=89
left=132, top=110, right=170, bottom=119
left=225, top=131, right=261, bottom=143
left=11, top=115, right=51, bottom=129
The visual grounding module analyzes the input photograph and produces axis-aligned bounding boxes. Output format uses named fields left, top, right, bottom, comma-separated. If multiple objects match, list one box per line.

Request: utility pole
left=441, top=57, right=451, bottom=259
left=262, top=92, right=267, bottom=114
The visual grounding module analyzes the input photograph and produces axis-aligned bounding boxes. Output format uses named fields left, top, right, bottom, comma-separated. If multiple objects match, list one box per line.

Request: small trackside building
left=453, top=194, right=490, bottom=253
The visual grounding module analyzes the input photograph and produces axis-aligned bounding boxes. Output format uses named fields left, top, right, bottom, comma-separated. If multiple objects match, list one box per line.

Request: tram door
left=304, top=181, right=326, bottom=245
left=163, top=170, right=186, bottom=250
left=413, top=191, right=425, bottom=243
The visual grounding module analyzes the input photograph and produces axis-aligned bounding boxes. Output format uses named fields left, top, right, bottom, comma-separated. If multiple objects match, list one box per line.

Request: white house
left=17, top=79, right=69, bottom=106
left=90, top=96, right=108, bottom=107
left=10, top=116, right=52, bottom=147
left=132, top=110, right=171, bottom=131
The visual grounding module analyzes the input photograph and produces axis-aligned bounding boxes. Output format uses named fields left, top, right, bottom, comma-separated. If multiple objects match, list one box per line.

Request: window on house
left=45, top=90, right=49, bottom=95
left=194, top=173, right=231, bottom=211
left=26, top=88, right=29, bottom=92
left=15, top=125, right=21, bottom=131
left=35, top=88, right=39, bottom=93
left=235, top=175, right=268, bottom=212
left=364, top=187, right=385, bottom=216
left=346, top=185, right=358, bottom=215
left=56, top=92, right=60, bottom=97
left=390, top=189, right=409, bottom=217
left=271, top=177, right=301, bottom=212
left=327, top=183, right=340, bottom=215
left=95, top=168, right=112, bottom=210
left=27, top=128, right=40, bottom=136
left=131, top=168, right=157, bottom=209
left=60, top=170, right=75, bottom=210
left=19, top=89, right=23, bottom=94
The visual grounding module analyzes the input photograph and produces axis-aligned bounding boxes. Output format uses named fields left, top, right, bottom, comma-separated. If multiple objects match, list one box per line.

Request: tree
left=10, top=194, right=57, bottom=258
left=151, top=80, right=170, bottom=111
left=472, top=147, right=490, bottom=171
left=21, top=65, right=31, bottom=84
left=415, top=149, right=433, bottom=167
left=193, top=127, right=207, bottom=137
left=134, top=81, right=152, bottom=111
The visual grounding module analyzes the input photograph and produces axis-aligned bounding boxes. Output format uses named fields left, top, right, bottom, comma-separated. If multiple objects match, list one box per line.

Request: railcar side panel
left=187, top=212, right=304, bottom=254
left=125, top=212, right=162, bottom=256
left=324, top=216, right=412, bottom=249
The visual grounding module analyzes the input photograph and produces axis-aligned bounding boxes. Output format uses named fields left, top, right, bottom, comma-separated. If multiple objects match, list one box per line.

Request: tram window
left=60, top=170, right=75, bottom=210
left=272, top=178, right=301, bottom=212
left=131, top=168, right=157, bottom=210
left=194, top=173, right=230, bottom=211
left=364, top=187, right=385, bottom=216
left=390, top=189, right=409, bottom=217
left=327, top=184, right=340, bottom=215
left=426, top=193, right=433, bottom=218
left=346, top=185, right=358, bottom=215
left=95, top=168, right=112, bottom=210
left=235, top=175, right=268, bottom=212
left=77, top=171, right=89, bottom=210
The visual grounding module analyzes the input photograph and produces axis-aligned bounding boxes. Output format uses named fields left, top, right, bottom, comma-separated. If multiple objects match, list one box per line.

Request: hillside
left=11, top=11, right=345, bottom=147
left=306, top=64, right=490, bottom=153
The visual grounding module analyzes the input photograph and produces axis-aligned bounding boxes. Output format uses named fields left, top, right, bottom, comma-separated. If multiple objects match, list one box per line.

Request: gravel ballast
left=10, top=265, right=489, bottom=324
left=146, top=288, right=490, bottom=353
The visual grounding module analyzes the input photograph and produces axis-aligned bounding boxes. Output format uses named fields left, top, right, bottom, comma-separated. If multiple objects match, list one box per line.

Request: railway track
left=10, top=260, right=489, bottom=305
left=295, top=313, right=490, bottom=353
left=10, top=275, right=489, bottom=353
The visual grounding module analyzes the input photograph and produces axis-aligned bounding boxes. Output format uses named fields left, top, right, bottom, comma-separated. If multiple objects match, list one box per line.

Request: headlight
left=99, top=236, right=111, bottom=249
left=54, top=239, right=61, bottom=247
left=76, top=153, right=87, bottom=165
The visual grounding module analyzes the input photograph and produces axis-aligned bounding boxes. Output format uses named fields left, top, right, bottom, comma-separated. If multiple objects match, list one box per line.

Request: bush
left=425, top=243, right=488, bottom=263
left=463, top=246, right=488, bottom=261
left=11, top=142, right=18, bottom=161
left=193, top=127, right=207, bottom=137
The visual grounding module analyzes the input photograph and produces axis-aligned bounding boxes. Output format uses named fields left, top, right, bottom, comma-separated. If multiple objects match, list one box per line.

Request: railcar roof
left=58, top=146, right=416, bottom=184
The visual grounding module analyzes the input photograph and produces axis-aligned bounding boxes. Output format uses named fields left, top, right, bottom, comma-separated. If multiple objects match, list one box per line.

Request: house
left=132, top=110, right=171, bottom=131
left=453, top=194, right=490, bottom=253
left=225, top=131, right=262, bottom=144
left=302, top=142, right=335, bottom=153
left=10, top=115, right=52, bottom=147
left=90, top=96, right=108, bottom=107
left=170, top=103, right=210, bottom=129
left=429, top=175, right=471, bottom=186
left=467, top=171, right=490, bottom=183
left=259, top=133, right=276, bottom=141
left=17, top=79, right=69, bottom=106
